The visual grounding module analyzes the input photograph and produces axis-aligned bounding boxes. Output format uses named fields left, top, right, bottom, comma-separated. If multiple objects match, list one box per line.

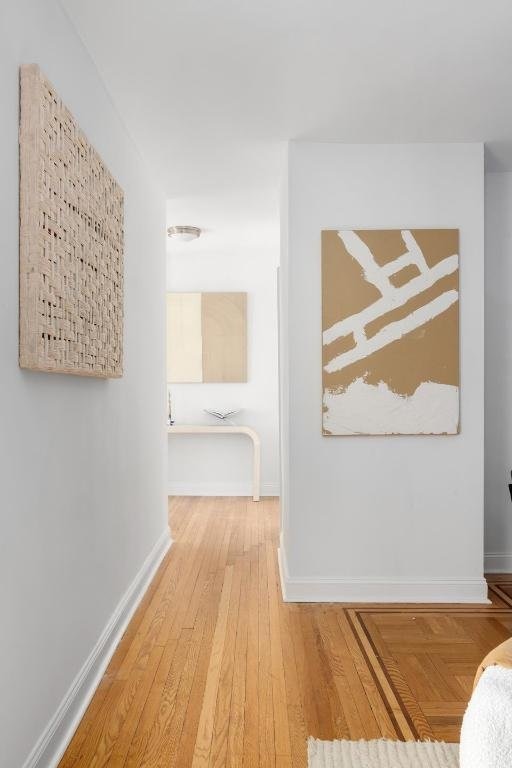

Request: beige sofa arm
left=474, top=637, right=512, bottom=690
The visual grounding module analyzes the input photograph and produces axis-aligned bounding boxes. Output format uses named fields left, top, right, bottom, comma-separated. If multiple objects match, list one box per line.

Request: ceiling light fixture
left=167, top=225, right=201, bottom=243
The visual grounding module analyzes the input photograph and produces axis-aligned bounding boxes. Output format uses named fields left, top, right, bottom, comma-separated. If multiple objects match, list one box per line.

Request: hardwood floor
left=59, top=497, right=512, bottom=767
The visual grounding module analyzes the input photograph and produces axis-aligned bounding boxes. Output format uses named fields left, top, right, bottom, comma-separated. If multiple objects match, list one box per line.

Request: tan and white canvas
left=167, top=292, right=247, bottom=383
left=322, top=229, right=459, bottom=435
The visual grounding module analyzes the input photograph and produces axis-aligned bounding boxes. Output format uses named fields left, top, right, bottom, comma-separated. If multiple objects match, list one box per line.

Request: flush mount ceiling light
left=167, top=225, right=201, bottom=243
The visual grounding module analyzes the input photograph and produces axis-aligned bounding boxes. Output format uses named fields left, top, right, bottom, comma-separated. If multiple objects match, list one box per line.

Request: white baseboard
left=278, top=545, right=489, bottom=604
left=22, top=527, right=172, bottom=768
left=485, top=552, right=512, bottom=573
left=168, top=480, right=280, bottom=497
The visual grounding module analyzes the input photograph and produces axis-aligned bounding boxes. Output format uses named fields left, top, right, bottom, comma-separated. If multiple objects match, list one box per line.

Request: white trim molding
left=485, top=552, right=512, bottom=573
left=168, top=481, right=279, bottom=497
left=278, top=545, right=489, bottom=604
left=22, top=527, right=172, bottom=768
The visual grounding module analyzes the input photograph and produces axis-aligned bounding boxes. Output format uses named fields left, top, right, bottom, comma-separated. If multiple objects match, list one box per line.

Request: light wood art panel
left=202, top=292, right=247, bottom=382
left=166, top=293, right=202, bottom=382
left=58, top=497, right=512, bottom=767
left=19, top=64, right=124, bottom=377
left=166, top=292, right=247, bottom=382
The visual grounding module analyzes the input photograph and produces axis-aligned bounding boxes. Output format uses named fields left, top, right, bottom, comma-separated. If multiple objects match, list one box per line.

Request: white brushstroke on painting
left=324, top=289, right=458, bottom=374
left=399, top=229, right=429, bottom=273
left=381, top=249, right=417, bottom=277
left=338, top=230, right=394, bottom=295
left=323, top=378, right=459, bottom=435
left=323, top=252, right=458, bottom=346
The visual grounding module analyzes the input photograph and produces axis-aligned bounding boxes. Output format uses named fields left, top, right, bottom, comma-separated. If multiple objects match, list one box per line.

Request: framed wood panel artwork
left=167, top=292, right=247, bottom=383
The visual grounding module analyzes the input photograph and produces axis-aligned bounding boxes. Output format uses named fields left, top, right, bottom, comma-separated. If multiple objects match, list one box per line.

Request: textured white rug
left=308, top=738, right=459, bottom=767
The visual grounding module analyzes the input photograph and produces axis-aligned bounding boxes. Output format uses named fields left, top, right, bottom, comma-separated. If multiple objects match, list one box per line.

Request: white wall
left=484, top=172, right=512, bottom=572
left=279, top=141, right=486, bottom=602
left=166, top=204, right=280, bottom=497
left=0, top=3, right=168, bottom=767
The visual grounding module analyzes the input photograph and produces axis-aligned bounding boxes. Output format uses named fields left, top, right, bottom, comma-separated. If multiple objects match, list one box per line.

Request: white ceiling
left=64, top=0, right=512, bottom=242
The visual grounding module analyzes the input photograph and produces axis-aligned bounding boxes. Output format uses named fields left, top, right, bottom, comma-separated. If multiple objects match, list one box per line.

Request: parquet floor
left=59, top=497, right=512, bottom=767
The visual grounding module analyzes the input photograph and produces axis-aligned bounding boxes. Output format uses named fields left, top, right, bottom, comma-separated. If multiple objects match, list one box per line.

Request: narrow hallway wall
left=484, top=172, right=512, bottom=570
left=0, top=2, right=168, bottom=765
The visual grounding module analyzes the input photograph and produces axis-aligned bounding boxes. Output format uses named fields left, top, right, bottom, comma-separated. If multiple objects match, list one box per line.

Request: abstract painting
left=167, top=292, right=247, bottom=382
left=322, top=229, right=459, bottom=435
left=19, top=64, right=124, bottom=377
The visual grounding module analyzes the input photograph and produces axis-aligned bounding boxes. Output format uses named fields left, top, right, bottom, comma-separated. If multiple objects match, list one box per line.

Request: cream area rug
left=308, top=738, right=459, bottom=767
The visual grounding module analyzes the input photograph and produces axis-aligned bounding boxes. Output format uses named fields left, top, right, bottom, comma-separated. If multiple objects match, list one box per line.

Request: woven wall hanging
left=19, top=64, right=124, bottom=378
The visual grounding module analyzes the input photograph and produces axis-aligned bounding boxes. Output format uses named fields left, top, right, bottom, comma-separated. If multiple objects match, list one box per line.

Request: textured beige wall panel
left=19, top=64, right=124, bottom=377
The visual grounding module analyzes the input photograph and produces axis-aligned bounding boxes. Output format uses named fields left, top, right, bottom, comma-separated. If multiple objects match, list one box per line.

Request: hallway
left=60, top=498, right=512, bottom=767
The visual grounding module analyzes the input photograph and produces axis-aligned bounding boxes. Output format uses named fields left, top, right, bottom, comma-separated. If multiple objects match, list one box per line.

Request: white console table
left=167, top=424, right=261, bottom=502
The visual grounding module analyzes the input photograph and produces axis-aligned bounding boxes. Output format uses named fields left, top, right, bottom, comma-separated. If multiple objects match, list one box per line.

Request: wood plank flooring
left=59, top=497, right=512, bottom=767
